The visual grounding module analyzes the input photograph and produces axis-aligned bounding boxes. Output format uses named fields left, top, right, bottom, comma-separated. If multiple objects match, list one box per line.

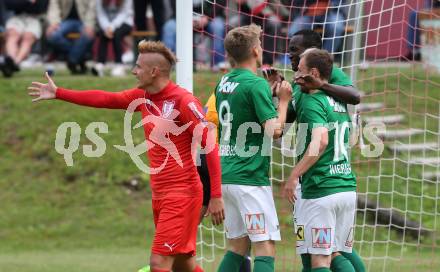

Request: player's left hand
left=294, top=74, right=327, bottom=90
left=283, top=176, right=298, bottom=204
left=207, top=197, right=225, bottom=225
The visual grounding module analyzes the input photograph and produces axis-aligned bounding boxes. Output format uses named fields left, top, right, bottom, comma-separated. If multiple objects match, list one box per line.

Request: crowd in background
left=0, top=0, right=430, bottom=78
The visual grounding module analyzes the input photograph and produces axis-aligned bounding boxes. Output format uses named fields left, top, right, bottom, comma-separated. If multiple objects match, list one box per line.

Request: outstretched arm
left=28, top=72, right=141, bottom=109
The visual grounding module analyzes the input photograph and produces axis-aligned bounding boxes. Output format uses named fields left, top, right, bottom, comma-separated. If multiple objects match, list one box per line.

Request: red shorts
left=151, top=196, right=203, bottom=256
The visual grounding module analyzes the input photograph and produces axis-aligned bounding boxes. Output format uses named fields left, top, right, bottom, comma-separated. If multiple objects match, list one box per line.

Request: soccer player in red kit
left=28, top=41, right=224, bottom=272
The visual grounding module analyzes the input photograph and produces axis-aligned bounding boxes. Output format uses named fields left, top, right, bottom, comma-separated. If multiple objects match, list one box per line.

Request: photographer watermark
left=54, top=99, right=386, bottom=174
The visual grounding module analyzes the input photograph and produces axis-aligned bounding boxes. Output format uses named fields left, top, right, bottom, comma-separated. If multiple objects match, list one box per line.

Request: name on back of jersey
left=329, top=163, right=352, bottom=175
left=218, top=76, right=240, bottom=93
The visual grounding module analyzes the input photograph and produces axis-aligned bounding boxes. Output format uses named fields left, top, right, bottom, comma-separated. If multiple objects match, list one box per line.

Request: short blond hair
left=224, top=24, right=262, bottom=64
left=138, top=40, right=177, bottom=66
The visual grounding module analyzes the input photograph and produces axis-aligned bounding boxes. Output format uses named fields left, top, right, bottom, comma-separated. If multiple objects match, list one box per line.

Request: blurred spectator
left=0, top=2, right=6, bottom=50
left=133, top=0, right=165, bottom=41
left=233, top=0, right=289, bottom=66
left=0, top=0, right=6, bottom=33
left=0, top=0, right=13, bottom=77
left=404, top=0, right=440, bottom=61
left=162, top=0, right=227, bottom=71
left=287, top=0, right=346, bottom=53
left=93, top=0, right=133, bottom=77
left=4, top=0, right=48, bottom=70
left=46, top=0, right=96, bottom=74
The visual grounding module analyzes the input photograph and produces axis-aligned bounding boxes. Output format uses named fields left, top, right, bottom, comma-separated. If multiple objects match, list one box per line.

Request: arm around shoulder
left=321, top=82, right=361, bottom=105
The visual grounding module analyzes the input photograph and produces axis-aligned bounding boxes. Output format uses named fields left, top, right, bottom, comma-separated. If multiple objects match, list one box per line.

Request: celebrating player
left=216, top=24, right=292, bottom=272
left=285, top=48, right=357, bottom=272
left=28, top=41, right=224, bottom=272
left=263, top=29, right=365, bottom=272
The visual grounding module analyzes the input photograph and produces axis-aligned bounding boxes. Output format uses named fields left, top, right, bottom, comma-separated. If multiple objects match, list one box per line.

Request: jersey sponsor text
left=245, top=213, right=266, bottom=234
left=312, top=227, right=332, bottom=249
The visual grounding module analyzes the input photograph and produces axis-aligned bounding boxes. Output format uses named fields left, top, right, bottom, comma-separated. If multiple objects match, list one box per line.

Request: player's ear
left=310, top=68, right=320, bottom=79
left=151, top=66, right=159, bottom=77
left=252, top=46, right=259, bottom=58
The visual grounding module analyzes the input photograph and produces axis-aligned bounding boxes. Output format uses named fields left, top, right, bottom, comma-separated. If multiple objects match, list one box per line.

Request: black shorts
left=197, top=153, right=211, bottom=206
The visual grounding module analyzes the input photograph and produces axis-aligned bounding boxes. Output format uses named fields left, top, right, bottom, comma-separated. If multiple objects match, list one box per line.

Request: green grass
left=0, top=249, right=147, bottom=272
left=0, top=67, right=439, bottom=271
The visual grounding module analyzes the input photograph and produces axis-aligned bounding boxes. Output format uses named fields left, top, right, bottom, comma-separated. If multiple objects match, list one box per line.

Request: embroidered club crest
left=162, top=100, right=175, bottom=118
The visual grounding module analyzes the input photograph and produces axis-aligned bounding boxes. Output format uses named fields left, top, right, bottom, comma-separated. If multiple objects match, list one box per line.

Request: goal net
left=191, top=1, right=440, bottom=271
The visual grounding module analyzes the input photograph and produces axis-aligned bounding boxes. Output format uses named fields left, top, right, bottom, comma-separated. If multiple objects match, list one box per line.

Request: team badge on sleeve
left=188, top=101, right=206, bottom=121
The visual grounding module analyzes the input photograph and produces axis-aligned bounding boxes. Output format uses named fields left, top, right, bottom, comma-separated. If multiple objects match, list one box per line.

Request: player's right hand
left=207, top=197, right=225, bottom=226
left=28, top=72, right=58, bottom=102
left=277, top=80, right=292, bottom=102
left=283, top=176, right=298, bottom=204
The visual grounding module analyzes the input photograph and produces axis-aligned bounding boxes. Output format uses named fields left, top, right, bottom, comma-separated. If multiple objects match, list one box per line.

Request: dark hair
left=293, top=29, right=322, bottom=49
left=303, top=49, right=333, bottom=80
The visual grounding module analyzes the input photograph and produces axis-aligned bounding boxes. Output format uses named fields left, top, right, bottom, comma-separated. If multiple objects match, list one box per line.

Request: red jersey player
left=28, top=41, right=224, bottom=272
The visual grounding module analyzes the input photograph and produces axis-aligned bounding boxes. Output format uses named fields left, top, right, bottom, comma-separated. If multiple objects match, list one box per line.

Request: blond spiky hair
left=138, top=40, right=177, bottom=66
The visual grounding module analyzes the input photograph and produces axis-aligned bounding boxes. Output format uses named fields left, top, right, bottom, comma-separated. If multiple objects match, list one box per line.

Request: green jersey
left=290, top=66, right=356, bottom=199
left=297, top=91, right=357, bottom=199
left=215, top=68, right=278, bottom=186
